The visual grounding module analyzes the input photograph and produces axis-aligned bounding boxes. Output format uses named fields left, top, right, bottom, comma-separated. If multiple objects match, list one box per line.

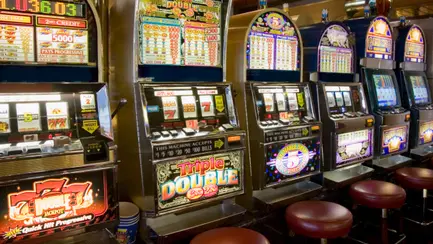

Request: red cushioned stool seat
left=395, top=167, right=433, bottom=190
left=285, top=201, right=353, bottom=239
left=350, top=180, right=406, bottom=209
left=190, top=227, right=270, bottom=244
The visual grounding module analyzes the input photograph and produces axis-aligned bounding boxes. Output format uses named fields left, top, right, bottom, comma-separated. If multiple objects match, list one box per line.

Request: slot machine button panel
left=169, top=130, right=178, bottom=136
left=161, top=131, right=170, bottom=137
left=271, top=120, right=279, bottom=125
left=152, top=132, right=162, bottom=139
left=182, top=128, right=196, bottom=136
left=222, top=124, right=234, bottom=130
left=279, top=120, right=289, bottom=125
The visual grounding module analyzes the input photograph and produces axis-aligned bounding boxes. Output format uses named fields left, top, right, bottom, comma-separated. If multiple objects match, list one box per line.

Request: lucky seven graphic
left=7, top=178, right=94, bottom=226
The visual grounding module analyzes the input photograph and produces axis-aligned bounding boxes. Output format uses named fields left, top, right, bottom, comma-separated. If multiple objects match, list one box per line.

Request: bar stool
left=395, top=167, right=433, bottom=225
left=190, top=227, right=270, bottom=244
left=350, top=180, right=406, bottom=243
left=285, top=201, right=353, bottom=243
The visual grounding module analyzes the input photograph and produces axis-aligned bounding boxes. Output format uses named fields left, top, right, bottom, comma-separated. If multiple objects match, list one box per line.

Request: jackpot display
left=366, top=17, right=393, bottom=60
left=0, top=9, right=89, bottom=64
left=405, top=26, right=424, bottom=63
left=318, top=25, right=352, bottom=74
left=0, top=169, right=117, bottom=243
left=246, top=11, right=299, bottom=71
left=336, top=129, right=373, bottom=165
left=373, top=74, right=398, bottom=107
left=0, top=0, right=85, bottom=17
left=139, top=0, right=221, bottom=66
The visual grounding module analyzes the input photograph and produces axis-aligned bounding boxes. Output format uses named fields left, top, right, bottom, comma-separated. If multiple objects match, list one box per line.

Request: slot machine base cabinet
left=410, top=145, right=433, bottom=161
left=252, top=180, right=322, bottom=211
left=324, top=164, right=374, bottom=188
left=143, top=199, right=246, bottom=242
left=32, top=228, right=118, bottom=244
left=370, top=155, right=413, bottom=171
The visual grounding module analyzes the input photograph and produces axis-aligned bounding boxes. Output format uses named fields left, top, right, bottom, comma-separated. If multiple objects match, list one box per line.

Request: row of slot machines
left=108, top=1, right=433, bottom=242
left=0, top=0, right=120, bottom=243
left=0, top=1, right=427, bottom=244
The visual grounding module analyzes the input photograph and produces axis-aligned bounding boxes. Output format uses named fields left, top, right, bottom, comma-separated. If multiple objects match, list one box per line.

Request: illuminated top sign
left=0, top=0, right=86, bottom=18
left=366, top=17, right=393, bottom=60
left=405, top=26, right=425, bottom=63
left=318, top=24, right=353, bottom=74
left=0, top=11, right=89, bottom=65
left=247, top=11, right=299, bottom=71
left=139, top=0, right=221, bottom=67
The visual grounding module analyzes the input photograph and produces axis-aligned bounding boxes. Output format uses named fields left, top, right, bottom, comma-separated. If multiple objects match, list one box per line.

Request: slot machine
left=345, top=16, right=412, bottom=171
left=227, top=8, right=323, bottom=210
left=300, top=18, right=375, bottom=187
left=0, top=0, right=118, bottom=243
left=395, top=23, right=433, bottom=160
left=109, top=0, right=246, bottom=242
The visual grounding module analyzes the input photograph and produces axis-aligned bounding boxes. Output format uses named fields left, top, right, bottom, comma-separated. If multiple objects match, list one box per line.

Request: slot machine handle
left=112, top=98, right=127, bottom=119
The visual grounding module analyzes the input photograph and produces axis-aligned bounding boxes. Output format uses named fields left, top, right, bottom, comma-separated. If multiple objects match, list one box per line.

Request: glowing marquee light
left=160, top=157, right=239, bottom=201
left=8, top=178, right=94, bottom=225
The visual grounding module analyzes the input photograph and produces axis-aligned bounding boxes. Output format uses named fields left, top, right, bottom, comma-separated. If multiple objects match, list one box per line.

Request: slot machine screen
left=318, top=25, right=353, bottom=74
left=254, top=86, right=313, bottom=124
left=372, top=74, right=398, bottom=108
left=325, top=86, right=363, bottom=115
left=264, top=138, right=320, bottom=187
left=409, top=76, right=430, bottom=105
left=143, top=86, right=236, bottom=132
left=246, top=11, right=299, bottom=71
left=139, top=0, right=222, bottom=66
left=381, top=126, right=408, bottom=155
left=336, top=129, right=373, bottom=166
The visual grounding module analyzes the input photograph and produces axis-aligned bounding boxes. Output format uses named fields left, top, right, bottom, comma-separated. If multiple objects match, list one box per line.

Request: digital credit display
left=0, top=0, right=85, bottom=18
left=139, top=0, right=221, bottom=67
left=265, top=139, right=320, bottom=187
left=410, top=76, right=430, bottom=105
left=247, top=11, right=299, bottom=71
left=373, top=74, right=398, bottom=107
